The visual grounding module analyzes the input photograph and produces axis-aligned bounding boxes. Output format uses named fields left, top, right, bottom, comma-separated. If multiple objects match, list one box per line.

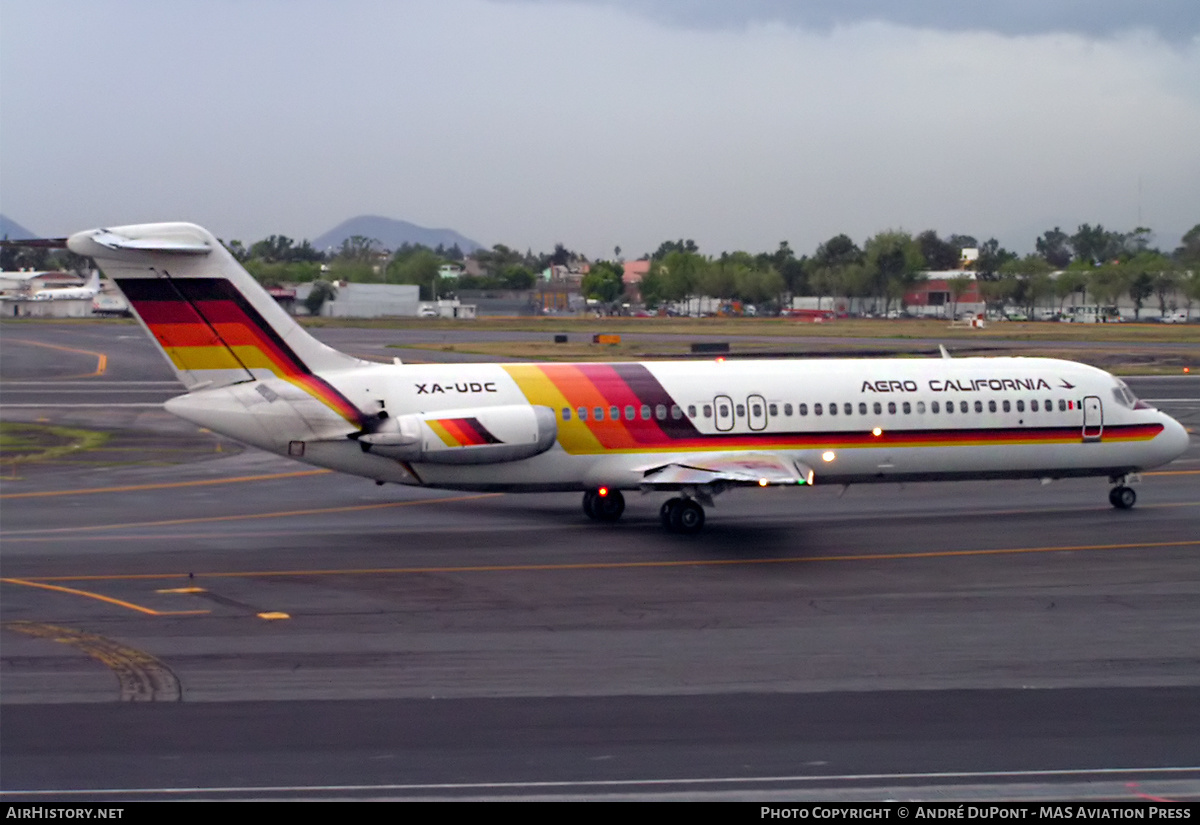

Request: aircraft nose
left=1159, top=413, right=1191, bottom=464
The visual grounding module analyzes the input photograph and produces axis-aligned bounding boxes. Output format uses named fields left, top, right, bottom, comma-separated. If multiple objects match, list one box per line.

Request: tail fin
left=68, top=223, right=367, bottom=423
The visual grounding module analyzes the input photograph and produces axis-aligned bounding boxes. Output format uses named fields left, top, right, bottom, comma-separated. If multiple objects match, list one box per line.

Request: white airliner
left=68, top=223, right=1190, bottom=533
left=32, top=270, right=101, bottom=301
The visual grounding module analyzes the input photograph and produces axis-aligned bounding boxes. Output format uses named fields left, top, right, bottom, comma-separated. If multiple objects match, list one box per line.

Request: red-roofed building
left=622, top=260, right=650, bottom=303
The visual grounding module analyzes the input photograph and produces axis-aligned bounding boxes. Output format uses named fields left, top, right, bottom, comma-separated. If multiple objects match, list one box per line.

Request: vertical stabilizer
left=68, top=223, right=368, bottom=426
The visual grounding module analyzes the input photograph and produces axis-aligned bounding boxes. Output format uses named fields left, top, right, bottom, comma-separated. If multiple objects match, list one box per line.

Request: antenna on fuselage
left=939, top=345, right=952, bottom=359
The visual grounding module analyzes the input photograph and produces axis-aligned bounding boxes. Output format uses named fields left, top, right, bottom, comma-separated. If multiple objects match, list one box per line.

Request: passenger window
left=671, top=405, right=682, bottom=420
left=611, top=405, right=620, bottom=421
left=960, top=401, right=968, bottom=413
left=916, top=401, right=926, bottom=413
left=902, top=402, right=911, bottom=414
left=702, top=404, right=712, bottom=418
left=784, top=403, right=793, bottom=416
left=718, top=404, right=728, bottom=418
left=1017, top=400, right=1025, bottom=412
left=946, top=401, right=953, bottom=414
left=859, top=402, right=867, bottom=415
left=814, top=403, right=823, bottom=415
left=688, top=404, right=698, bottom=418
left=829, top=403, right=838, bottom=416
left=931, top=401, right=939, bottom=413
left=736, top=404, right=745, bottom=417
left=594, top=407, right=604, bottom=421
left=626, top=405, right=636, bottom=420
left=873, top=402, right=882, bottom=415
left=1002, top=400, right=1010, bottom=412
left=1045, top=398, right=1052, bottom=411
left=578, top=407, right=588, bottom=421
left=799, top=403, right=808, bottom=416
left=655, top=404, right=666, bottom=420
left=563, top=407, right=572, bottom=421
left=887, top=402, right=896, bottom=414
left=988, top=400, right=996, bottom=413
left=973, top=401, right=982, bottom=413
left=844, top=402, right=852, bottom=415
left=768, top=403, right=778, bottom=416
left=751, top=403, right=763, bottom=417
left=641, top=405, right=651, bottom=420
left=1058, top=399, right=1066, bottom=412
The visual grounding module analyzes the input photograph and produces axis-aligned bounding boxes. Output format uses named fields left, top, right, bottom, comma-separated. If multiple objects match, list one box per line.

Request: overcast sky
left=2, top=0, right=1197, bottom=258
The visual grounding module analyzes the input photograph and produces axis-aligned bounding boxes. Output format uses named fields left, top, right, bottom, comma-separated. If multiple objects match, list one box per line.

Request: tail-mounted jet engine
left=355, top=404, right=557, bottom=465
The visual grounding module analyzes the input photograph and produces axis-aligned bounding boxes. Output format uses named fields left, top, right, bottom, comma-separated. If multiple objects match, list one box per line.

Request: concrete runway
left=2, top=320, right=1200, bottom=800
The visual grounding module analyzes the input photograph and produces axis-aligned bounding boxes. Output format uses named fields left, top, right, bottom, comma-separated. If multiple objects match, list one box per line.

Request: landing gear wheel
left=673, top=499, right=705, bottom=534
left=661, top=497, right=705, bottom=534
left=593, top=489, right=625, bottom=522
left=660, top=498, right=680, bottom=529
left=1109, top=486, right=1136, bottom=509
left=583, top=489, right=624, bottom=522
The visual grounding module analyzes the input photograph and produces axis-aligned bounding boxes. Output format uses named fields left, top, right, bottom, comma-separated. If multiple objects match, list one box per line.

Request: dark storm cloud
left=542, top=0, right=1200, bottom=42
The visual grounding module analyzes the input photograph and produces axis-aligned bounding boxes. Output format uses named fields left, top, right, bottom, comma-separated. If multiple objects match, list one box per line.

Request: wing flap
left=638, top=452, right=814, bottom=490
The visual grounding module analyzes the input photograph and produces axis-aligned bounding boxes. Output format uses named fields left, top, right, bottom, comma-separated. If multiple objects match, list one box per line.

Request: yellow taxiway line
left=11, top=538, right=1200, bottom=584
left=0, top=469, right=333, bottom=499
left=0, top=493, right=502, bottom=537
left=0, top=578, right=209, bottom=616
left=5, top=337, right=107, bottom=378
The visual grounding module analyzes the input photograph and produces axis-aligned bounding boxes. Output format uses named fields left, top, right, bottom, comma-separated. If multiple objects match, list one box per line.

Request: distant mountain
left=0, top=214, right=38, bottom=240
left=312, top=215, right=482, bottom=255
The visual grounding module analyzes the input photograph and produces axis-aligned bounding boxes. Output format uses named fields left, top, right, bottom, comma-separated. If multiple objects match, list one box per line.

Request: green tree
left=917, top=230, right=960, bottom=271
left=1000, top=254, right=1054, bottom=316
left=581, top=261, right=625, bottom=308
left=303, top=280, right=337, bottom=316
left=1088, top=263, right=1129, bottom=313
left=947, top=275, right=974, bottom=319
left=1175, top=224, right=1200, bottom=268
left=864, top=231, right=923, bottom=313
left=387, top=249, right=444, bottom=300
left=336, top=235, right=381, bottom=263
left=500, top=264, right=535, bottom=290
left=975, top=238, right=1017, bottom=278
left=1035, top=227, right=1072, bottom=268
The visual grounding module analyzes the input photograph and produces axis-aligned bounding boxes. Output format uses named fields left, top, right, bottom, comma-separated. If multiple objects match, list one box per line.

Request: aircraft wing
left=637, top=452, right=814, bottom=490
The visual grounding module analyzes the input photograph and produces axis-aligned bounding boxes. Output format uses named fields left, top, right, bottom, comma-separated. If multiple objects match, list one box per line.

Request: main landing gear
left=582, top=488, right=625, bottom=522
left=1108, top=485, right=1136, bottom=510
left=659, top=497, right=705, bottom=535
left=581, top=489, right=708, bottom=534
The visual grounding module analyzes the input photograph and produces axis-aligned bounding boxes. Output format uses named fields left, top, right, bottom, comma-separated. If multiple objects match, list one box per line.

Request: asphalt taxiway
left=2, top=320, right=1199, bottom=800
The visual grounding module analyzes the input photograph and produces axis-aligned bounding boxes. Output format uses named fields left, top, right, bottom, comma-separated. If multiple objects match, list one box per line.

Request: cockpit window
left=1112, top=380, right=1151, bottom=410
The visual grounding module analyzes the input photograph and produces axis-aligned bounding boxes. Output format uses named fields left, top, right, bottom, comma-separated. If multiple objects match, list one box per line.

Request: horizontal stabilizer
left=87, top=229, right=212, bottom=255
left=638, top=452, right=814, bottom=490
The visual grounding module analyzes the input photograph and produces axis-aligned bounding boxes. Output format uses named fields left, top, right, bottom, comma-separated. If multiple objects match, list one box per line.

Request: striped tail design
left=68, top=223, right=368, bottom=426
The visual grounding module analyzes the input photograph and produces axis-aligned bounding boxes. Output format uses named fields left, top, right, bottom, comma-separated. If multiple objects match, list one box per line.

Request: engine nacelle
left=358, top=404, right=557, bottom=465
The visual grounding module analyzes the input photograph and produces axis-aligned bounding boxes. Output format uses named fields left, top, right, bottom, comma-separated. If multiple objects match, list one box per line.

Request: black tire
left=660, top=498, right=680, bottom=530
left=671, top=499, right=705, bottom=534
left=582, top=490, right=598, bottom=520
left=593, top=490, right=625, bottom=522
left=1111, top=486, right=1136, bottom=509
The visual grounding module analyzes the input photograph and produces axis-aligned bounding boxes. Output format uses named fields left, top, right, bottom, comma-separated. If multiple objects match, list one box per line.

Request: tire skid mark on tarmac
left=2, top=621, right=181, bottom=701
